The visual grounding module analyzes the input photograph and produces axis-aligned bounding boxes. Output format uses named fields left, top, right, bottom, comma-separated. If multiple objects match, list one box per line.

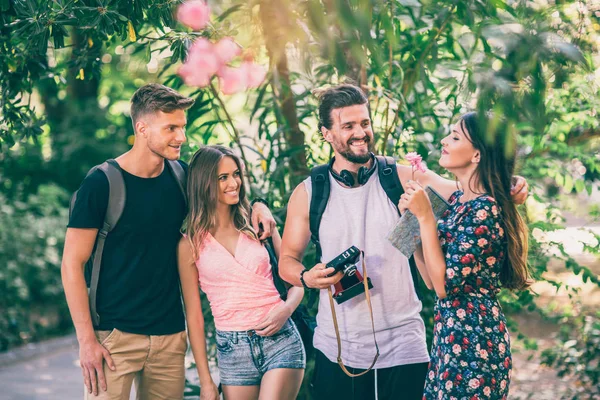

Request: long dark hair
left=460, top=112, right=531, bottom=290
left=183, top=145, right=255, bottom=259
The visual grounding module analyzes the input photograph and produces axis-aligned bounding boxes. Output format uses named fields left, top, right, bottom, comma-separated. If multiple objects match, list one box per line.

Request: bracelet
left=250, top=197, right=269, bottom=208
left=300, top=269, right=311, bottom=289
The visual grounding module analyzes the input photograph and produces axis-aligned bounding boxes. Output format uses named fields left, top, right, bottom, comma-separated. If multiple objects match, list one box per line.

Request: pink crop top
left=194, top=231, right=284, bottom=331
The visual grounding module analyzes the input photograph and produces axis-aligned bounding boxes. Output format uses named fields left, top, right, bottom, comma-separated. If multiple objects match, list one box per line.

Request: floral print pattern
left=423, top=191, right=512, bottom=400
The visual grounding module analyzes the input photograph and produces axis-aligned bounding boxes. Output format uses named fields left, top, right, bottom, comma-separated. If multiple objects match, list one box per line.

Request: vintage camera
left=327, top=246, right=373, bottom=304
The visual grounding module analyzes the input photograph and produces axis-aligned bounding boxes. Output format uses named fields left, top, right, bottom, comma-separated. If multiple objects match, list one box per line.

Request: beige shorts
left=83, top=329, right=187, bottom=400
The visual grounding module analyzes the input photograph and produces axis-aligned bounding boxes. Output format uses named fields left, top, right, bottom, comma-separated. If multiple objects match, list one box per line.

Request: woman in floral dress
left=400, top=112, right=531, bottom=399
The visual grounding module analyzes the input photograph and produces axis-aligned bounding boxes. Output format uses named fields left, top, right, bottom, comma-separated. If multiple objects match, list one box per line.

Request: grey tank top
left=304, top=167, right=430, bottom=369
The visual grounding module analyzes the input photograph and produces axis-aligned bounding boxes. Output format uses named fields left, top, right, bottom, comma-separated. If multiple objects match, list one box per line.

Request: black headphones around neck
left=328, top=153, right=377, bottom=187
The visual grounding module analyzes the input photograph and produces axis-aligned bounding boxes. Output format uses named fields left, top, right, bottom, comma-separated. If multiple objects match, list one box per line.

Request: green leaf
left=216, top=4, right=243, bottom=22
left=250, top=84, right=268, bottom=123
left=555, top=173, right=564, bottom=187
left=575, top=180, right=585, bottom=194
left=397, top=0, right=421, bottom=8
left=563, top=174, right=573, bottom=193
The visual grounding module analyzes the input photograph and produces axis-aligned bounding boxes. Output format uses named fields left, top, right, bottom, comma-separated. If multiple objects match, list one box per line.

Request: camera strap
left=327, top=251, right=380, bottom=377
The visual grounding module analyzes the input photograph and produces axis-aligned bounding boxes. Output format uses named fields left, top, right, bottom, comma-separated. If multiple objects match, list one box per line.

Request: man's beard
left=336, top=136, right=374, bottom=164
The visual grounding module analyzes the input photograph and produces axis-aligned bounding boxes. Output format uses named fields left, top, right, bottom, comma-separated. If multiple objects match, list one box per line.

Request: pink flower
left=178, top=38, right=222, bottom=87
left=469, top=378, right=480, bottom=389
left=187, top=39, right=220, bottom=76
left=406, top=152, right=427, bottom=178
left=452, top=344, right=461, bottom=354
left=217, top=62, right=267, bottom=94
left=177, top=1, right=211, bottom=31
left=178, top=63, right=212, bottom=87
left=189, top=37, right=213, bottom=54
left=241, top=61, right=267, bottom=88
left=214, top=37, right=241, bottom=64
left=405, top=152, right=422, bottom=165
left=218, top=66, right=247, bottom=95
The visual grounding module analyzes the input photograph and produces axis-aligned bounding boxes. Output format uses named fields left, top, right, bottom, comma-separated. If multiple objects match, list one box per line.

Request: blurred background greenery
left=1, top=0, right=599, bottom=398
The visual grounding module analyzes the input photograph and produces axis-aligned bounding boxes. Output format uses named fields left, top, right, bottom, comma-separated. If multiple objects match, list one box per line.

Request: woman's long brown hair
left=183, top=145, right=256, bottom=259
left=460, top=112, right=532, bottom=290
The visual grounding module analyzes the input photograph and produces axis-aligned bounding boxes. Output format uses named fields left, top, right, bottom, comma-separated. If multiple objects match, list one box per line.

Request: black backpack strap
left=264, top=237, right=288, bottom=300
left=376, top=155, right=403, bottom=206
left=376, top=155, right=422, bottom=300
left=309, top=164, right=331, bottom=263
left=167, top=160, right=187, bottom=207
left=88, top=159, right=126, bottom=327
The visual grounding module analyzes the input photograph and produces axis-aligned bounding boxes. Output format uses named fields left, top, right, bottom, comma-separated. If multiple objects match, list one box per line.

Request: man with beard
left=279, top=84, right=528, bottom=399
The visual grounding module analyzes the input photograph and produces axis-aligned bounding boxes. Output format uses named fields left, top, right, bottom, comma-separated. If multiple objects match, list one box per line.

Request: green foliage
left=541, top=311, right=600, bottom=399
left=1, top=0, right=599, bottom=397
left=0, top=184, right=70, bottom=351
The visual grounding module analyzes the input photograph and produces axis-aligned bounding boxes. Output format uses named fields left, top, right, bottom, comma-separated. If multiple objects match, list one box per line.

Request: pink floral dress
left=423, top=191, right=512, bottom=400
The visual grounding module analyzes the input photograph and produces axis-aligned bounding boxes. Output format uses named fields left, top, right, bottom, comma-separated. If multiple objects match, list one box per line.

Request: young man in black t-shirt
left=62, top=84, right=276, bottom=399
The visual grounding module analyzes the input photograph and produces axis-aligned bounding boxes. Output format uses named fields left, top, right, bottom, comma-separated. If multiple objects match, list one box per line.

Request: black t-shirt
left=68, top=160, right=187, bottom=335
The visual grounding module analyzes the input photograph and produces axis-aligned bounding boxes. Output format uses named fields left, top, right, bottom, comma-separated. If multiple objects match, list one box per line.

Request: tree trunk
left=260, top=0, right=309, bottom=184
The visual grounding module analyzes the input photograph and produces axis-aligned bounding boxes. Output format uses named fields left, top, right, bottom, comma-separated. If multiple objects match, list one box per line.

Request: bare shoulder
left=177, top=236, right=194, bottom=260
left=287, top=182, right=309, bottom=217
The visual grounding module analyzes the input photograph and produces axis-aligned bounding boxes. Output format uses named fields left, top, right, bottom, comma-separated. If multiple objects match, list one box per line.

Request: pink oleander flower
left=214, top=37, right=242, bottom=64
left=218, top=66, right=247, bottom=95
left=178, top=63, right=212, bottom=87
left=241, top=61, right=267, bottom=88
left=177, top=1, right=211, bottom=31
left=178, top=38, right=221, bottom=87
left=189, top=37, right=213, bottom=53
left=217, top=62, right=267, bottom=94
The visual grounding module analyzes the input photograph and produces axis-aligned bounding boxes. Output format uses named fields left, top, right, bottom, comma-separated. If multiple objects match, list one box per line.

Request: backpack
left=264, top=237, right=317, bottom=356
left=69, top=159, right=187, bottom=327
left=309, top=155, right=421, bottom=299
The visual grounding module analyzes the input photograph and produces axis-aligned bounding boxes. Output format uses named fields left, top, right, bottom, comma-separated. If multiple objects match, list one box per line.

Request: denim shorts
left=215, top=319, right=306, bottom=386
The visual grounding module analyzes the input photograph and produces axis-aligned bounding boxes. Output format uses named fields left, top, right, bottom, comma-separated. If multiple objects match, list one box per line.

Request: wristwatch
left=300, top=269, right=310, bottom=289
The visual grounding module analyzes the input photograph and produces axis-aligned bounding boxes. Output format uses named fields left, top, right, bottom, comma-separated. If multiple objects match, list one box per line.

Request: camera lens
left=343, top=264, right=358, bottom=277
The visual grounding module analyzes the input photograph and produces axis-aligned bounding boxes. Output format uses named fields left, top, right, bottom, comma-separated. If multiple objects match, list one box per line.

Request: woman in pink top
left=178, top=145, right=305, bottom=400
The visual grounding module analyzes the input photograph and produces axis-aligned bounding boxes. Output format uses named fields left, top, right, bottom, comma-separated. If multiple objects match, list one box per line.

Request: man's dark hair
left=130, top=83, right=195, bottom=127
left=316, top=84, right=369, bottom=131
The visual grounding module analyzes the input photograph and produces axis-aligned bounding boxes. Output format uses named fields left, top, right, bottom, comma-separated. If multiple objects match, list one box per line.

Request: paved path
left=0, top=335, right=89, bottom=400
left=0, top=334, right=212, bottom=400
